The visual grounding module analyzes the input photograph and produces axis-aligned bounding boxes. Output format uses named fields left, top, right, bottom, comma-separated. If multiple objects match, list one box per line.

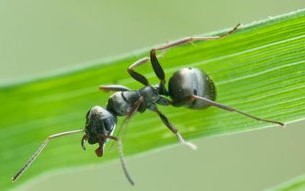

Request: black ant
left=12, top=24, right=284, bottom=185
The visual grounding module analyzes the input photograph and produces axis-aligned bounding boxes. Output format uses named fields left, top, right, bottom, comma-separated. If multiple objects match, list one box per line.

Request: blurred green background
left=1, top=1, right=304, bottom=191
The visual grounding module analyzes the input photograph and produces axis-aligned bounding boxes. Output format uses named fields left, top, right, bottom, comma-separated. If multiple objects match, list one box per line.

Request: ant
left=12, top=24, right=284, bottom=185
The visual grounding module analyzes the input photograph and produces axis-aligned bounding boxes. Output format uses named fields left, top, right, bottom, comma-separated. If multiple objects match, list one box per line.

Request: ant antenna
left=12, top=129, right=84, bottom=182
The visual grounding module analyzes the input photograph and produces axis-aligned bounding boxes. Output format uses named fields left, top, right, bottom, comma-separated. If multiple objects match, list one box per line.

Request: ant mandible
left=12, top=24, right=284, bottom=185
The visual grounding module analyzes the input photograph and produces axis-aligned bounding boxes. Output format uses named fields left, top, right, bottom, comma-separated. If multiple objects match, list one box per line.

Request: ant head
left=84, top=106, right=117, bottom=145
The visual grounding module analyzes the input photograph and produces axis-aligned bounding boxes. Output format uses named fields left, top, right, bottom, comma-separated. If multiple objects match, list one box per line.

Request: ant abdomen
left=168, top=67, right=216, bottom=109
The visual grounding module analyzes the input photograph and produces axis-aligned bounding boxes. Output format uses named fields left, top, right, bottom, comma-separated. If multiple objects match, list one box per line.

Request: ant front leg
left=115, top=96, right=144, bottom=138
left=99, top=84, right=131, bottom=92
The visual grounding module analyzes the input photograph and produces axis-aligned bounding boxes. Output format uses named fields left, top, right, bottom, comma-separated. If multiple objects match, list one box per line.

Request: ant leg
left=128, top=24, right=240, bottom=88
left=107, top=96, right=143, bottom=152
left=191, top=95, right=285, bottom=127
left=100, top=85, right=131, bottom=92
left=150, top=50, right=168, bottom=95
left=152, top=23, right=240, bottom=52
left=116, top=96, right=144, bottom=138
left=148, top=24, right=240, bottom=94
left=105, top=135, right=135, bottom=185
left=129, top=53, right=168, bottom=94
left=128, top=57, right=150, bottom=86
left=12, top=129, right=84, bottom=182
left=150, top=50, right=165, bottom=82
left=153, top=107, right=197, bottom=150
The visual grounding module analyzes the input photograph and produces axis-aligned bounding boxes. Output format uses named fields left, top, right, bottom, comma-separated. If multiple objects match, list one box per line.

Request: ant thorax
left=138, top=86, right=160, bottom=105
left=106, top=91, right=141, bottom=116
left=106, top=86, right=161, bottom=116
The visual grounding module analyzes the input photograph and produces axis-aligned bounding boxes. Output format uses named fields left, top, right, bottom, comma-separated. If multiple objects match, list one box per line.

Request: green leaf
left=267, top=174, right=305, bottom=191
left=1, top=9, right=305, bottom=190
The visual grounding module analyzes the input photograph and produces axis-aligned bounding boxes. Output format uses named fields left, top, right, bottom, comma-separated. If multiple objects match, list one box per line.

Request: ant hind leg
left=191, top=95, right=285, bottom=127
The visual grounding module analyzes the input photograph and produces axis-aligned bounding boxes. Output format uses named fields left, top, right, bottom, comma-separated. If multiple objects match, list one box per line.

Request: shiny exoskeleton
left=169, top=67, right=216, bottom=108
left=12, top=24, right=284, bottom=186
